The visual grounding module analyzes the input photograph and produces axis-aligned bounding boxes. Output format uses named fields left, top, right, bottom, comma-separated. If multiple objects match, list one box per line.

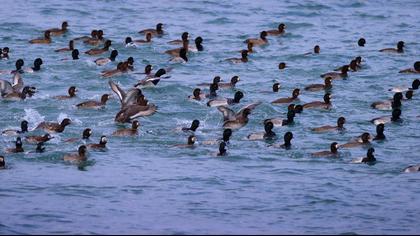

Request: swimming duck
left=25, top=133, right=54, bottom=144
left=266, top=23, right=286, bottom=36
left=35, top=142, right=45, bottom=153
left=247, top=121, right=276, bottom=141
left=197, top=76, right=222, bottom=87
left=244, top=31, right=268, bottom=46
left=114, top=102, right=157, bottom=123
left=226, top=50, right=248, bottom=63
left=340, top=133, right=371, bottom=148
left=264, top=110, right=295, bottom=128
left=5, top=137, right=24, bottom=153
left=373, top=124, right=386, bottom=141
left=138, top=23, right=164, bottom=36
left=379, top=41, right=404, bottom=53
left=2, top=86, right=37, bottom=101
left=321, top=65, right=349, bottom=80
left=181, top=120, right=200, bottom=132
left=202, top=129, right=233, bottom=145
left=169, top=48, right=188, bottom=63
left=36, top=118, right=71, bottom=133
left=2, top=120, right=28, bottom=136
left=403, top=164, right=420, bottom=173
left=54, top=86, right=77, bottom=100
left=165, top=39, right=189, bottom=57
left=371, top=108, right=402, bottom=125
left=86, top=136, right=107, bottom=150
left=84, top=30, right=104, bottom=46
left=188, top=88, right=206, bottom=101
left=64, top=128, right=92, bottom=143
left=217, top=142, right=227, bottom=156
left=302, top=93, right=332, bottom=109
left=222, top=108, right=251, bottom=130
left=304, top=77, right=332, bottom=92
left=76, top=94, right=110, bottom=109
left=371, top=92, right=402, bottom=110
left=272, top=88, right=300, bottom=104
left=399, top=61, right=420, bottom=74
left=135, top=33, right=153, bottom=44
left=207, top=91, right=244, bottom=107
left=278, top=62, right=286, bottom=70
left=113, top=120, right=140, bottom=136
left=312, top=142, right=339, bottom=157
left=218, top=76, right=240, bottom=89
left=0, top=156, right=5, bottom=169
left=206, top=83, right=219, bottom=99
left=63, top=145, right=88, bottom=163
left=71, top=49, right=79, bottom=60
left=1, top=47, right=9, bottom=60
left=29, top=30, right=52, bottom=44
left=24, top=58, right=43, bottom=73
left=0, top=73, right=24, bottom=96
left=275, top=132, right=293, bottom=149
left=72, top=30, right=97, bottom=41
left=312, top=117, right=346, bottom=132
left=168, top=32, right=189, bottom=45
left=47, top=21, right=68, bottom=36
left=94, top=50, right=118, bottom=66
left=358, top=38, right=366, bottom=47
left=304, top=45, right=320, bottom=55
left=101, top=62, right=124, bottom=78
left=85, top=40, right=112, bottom=55
left=389, top=79, right=420, bottom=93
left=173, top=135, right=196, bottom=148
left=189, top=37, right=204, bottom=52
left=351, top=148, right=376, bottom=164
left=245, top=42, right=254, bottom=54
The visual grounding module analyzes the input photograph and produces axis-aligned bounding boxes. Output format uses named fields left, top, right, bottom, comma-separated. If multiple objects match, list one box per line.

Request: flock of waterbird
left=0, top=21, right=419, bottom=172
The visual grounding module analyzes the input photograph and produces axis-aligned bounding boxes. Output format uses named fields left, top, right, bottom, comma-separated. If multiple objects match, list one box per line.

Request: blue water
left=1, top=0, right=420, bottom=234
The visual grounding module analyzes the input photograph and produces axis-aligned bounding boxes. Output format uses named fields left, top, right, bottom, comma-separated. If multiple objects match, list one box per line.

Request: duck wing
left=217, top=106, right=236, bottom=121
left=0, top=79, right=14, bottom=96
left=109, top=80, right=126, bottom=105
left=12, top=73, right=24, bottom=92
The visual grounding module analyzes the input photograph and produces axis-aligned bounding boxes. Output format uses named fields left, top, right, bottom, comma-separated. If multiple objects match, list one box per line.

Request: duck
left=358, top=38, right=366, bottom=47
left=84, top=30, right=104, bottom=46
left=304, top=45, right=320, bottom=55
left=53, top=86, right=77, bottom=100
left=371, top=108, right=402, bottom=125
left=135, top=33, right=153, bottom=44
left=197, top=76, right=222, bottom=87
left=403, top=164, right=420, bottom=173
left=2, top=86, right=37, bottom=101
left=189, top=37, right=204, bottom=52
left=0, top=73, right=24, bottom=96
left=188, top=88, right=206, bottom=101
left=112, top=120, right=140, bottom=136
left=266, top=23, right=286, bottom=36
left=207, top=91, right=244, bottom=107
left=340, top=133, right=371, bottom=149
left=218, top=102, right=261, bottom=122
left=114, top=103, right=157, bottom=123
left=245, top=42, right=255, bottom=54
left=218, top=76, right=240, bottom=89
left=101, top=62, right=124, bottom=78
left=335, top=59, right=358, bottom=72
left=25, top=133, right=54, bottom=144
left=72, top=30, right=97, bottom=41
left=47, top=21, right=68, bottom=36
left=1, top=47, right=10, bottom=60
left=76, top=94, right=110, bottom=109
left=94, top=50, right=118, bottom=66
left=274, top=132, right=293, bottom=149
left=389, top=79, right=420, bottom=93
left=86, top=136, right=107, bottom=150
left=379, top=41, right=404, bottom=53
left=63, top=145, right=88, bottom=163
left=247, top=121, right=276, bottom=141
left=173, top=135, right=196, bottom=148
left=35, top=118, right=71, bottom=133
left=138, top=23, right=164, bottom=36
left=321, top=65, right=349, bottom=80
left=206, top=83, right=219, bottom=99
left=2, top=120, right=28, bottom=136
left=244, top=31, right=268, bottom=46
left=29, top=30, right=52, bottom=44
left=312, top=117, right=345, bottom=132
left=71, top=49, right=79, bottom=60
left=35, top=142, right=45, bottom=153
left=169, top=48, right=188, bottom=63
left=304, top=77, right=332, bottom=92
left=271, top=88, right=300, bottom=104
left=181, top=120, right=200, bottom=132
left=85, top=40, right=112, bottom=55
left=226, top=50, right=248, bottom=63
left=294, top=105, right=303, bottom=114
left=222, top=108, right=251, bottom=130
left=404, top=90, right=414, bottom=100
left=5, top=137, right=24, bottom=153
left=0, top=156, right=5, bottom=169
left=371, top=92, right=402, bottom=110
left=134, top=69, right=168, bottom=87
left=24, top=58, right=43, bottom=73
left=165, top=40, right=189, bottom=57
left=202, top=129, right=233, bottom=145
left=312, top=142, right=339, bottom=157
left=168, top=32, right=189, bottom=45
left=64, top=128, right=92, bottom=143
left=262, top=82, right=281, bottom=93
left=108, top=80, right=143, bottom=108
left=373, top=124, right=386, bottom=141
left=278, top=62, right=286, bottom=70
left=264, top=110, right=295, bottom=128
left=399, top=61, right=420, bottom=74
left=216, top=142, right=227, bottom=156
left=351, top=148, right=376, bottom=164
left=303, top=93, right=332, bottom=109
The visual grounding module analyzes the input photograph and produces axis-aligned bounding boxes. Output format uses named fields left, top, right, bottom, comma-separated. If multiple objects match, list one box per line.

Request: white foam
left=23, top=108, right=45, bottom=130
